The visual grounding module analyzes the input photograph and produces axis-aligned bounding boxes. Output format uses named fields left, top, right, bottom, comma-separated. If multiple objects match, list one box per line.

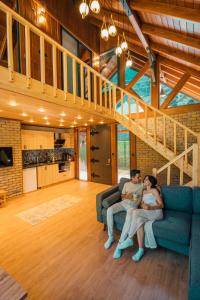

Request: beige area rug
left=16, top=194, right=83, bottom=225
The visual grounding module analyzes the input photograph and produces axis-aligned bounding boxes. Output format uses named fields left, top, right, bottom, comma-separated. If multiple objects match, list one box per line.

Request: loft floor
left=0, top=180, right=188, bottom=300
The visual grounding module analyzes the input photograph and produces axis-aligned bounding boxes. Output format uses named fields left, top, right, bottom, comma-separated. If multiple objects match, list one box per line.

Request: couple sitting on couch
left=104, top=169, right=164, bottom=261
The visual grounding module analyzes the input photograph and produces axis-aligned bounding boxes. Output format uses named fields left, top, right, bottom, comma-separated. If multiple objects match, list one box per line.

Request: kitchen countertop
left=23, top=160, right=74, bottom=169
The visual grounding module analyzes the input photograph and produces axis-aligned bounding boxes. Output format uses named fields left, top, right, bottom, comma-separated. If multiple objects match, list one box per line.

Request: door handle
left=106, top=158, right=111, bottom=165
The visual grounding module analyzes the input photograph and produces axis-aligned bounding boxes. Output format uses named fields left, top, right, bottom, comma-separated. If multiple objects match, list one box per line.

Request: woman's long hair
left=144, top=175, right=160, bottom=193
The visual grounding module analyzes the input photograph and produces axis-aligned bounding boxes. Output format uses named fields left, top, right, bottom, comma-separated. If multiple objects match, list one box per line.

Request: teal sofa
left=96, top=178, right=200, bottom=300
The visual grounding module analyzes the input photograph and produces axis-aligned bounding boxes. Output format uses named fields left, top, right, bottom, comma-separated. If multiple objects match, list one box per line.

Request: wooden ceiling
left=87, top=0, right=200, bottom=100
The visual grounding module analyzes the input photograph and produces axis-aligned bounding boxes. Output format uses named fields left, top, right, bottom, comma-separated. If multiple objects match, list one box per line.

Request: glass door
left=117, top=125, right=130, bottom=182
left=78, top=129, right=87, bottom=180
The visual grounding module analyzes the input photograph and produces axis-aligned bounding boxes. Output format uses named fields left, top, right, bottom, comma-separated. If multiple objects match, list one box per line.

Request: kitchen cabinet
left=37, top=162, right=75, bottom=188
left=23, top=167, right=37, bottom=193
left=21, top=130, right=54, bottom=150
left=62, top=132, right=74, bottom=148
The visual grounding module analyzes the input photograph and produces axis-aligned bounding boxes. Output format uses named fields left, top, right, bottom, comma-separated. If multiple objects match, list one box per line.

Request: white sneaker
left=104, top=237, right=114, bottom=249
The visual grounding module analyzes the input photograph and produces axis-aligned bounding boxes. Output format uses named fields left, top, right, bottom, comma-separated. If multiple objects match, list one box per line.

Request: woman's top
left=143, top=193, right=157, bottom=205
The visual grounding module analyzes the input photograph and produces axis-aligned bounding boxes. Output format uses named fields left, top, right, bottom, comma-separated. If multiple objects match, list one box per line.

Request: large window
left=78, top=130, right=87, bottom=181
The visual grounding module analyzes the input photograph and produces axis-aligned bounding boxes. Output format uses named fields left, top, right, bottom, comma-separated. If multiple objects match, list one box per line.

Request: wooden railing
left=152, top=144, right=199, bottom=186
left=0, top=1, right=200, bottom=186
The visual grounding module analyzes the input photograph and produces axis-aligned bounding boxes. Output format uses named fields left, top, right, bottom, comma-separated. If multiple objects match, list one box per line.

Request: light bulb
left=79, top=1, right=89, bottom=19
left=126, top=57, right=133, bottom=68
left=101, top=28, right=109, bottom=41
left=90, top=0, right=100, bottom=14
left=108, top=24, right=117, bottom=37
left=121, top=40, right=128, bottom=51
left=115, top=46, right=122, bottom=57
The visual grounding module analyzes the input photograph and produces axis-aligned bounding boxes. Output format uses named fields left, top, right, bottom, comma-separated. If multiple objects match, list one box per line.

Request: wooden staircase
left=0, top=2, right=199, bottom=186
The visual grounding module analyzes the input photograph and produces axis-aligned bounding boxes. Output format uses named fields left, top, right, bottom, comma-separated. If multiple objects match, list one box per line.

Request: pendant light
left=121, top=32, right=128, bottom=51
left=108, top=14, right=117, bottom=37
left=115, top=36, right=122, bottom=56
left=90, top=0, right=100, bottom=14
left=79, top=0, right=89, bottom=19
left=126, top=51, right=133, bottom=68
left=101, top=16, right=109, bottom=41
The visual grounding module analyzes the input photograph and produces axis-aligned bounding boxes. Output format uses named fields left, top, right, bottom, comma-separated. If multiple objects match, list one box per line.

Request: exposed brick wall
left=135, top=111, right=200, bottom=185
left=0, top=119, right=23, bottom=197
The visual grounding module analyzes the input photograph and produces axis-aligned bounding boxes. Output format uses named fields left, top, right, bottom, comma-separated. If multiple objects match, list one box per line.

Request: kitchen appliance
left=23, top=167, right=37, bottom=193
left=54, top=133, right=65, bottom=148
left=58, top=161, right=70, bottom=173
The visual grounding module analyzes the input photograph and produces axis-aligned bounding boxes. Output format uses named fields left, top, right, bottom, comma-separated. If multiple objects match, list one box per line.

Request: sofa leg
left=103, top=224, right=107, bottom=231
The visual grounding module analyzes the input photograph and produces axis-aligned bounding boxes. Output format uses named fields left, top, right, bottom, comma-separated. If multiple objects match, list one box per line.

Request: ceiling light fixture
left=73, top=121, right=77, bottom=125
left=60, top=112, right=66, bottom=117
left=90, top=0, right=100, bottom=14
left=46, top=121, right=50, bottom=125
left=89, top=118, right=94, bottom=122
left=115, top=36, right=122, bottom=57
left=126, top=51, right=133, bottom=68
left=60, top=119, right=64, bottom=123
left=59, top=123, right=64, bottom=127
left=100, top=120, right=104, bottom=124
left=37, top=7, right=46, bottom=24
left=101, top=16, right=109, bottom=41
left=9, top=100, right=17, bottom=107
left=85, top=123, right=88, bottom=126
left=108, top=14, right=117, bottom=37
left=38, top=107, right=45, bottom=112
left=29, top=119, right=35, bottom=123
left=121, top=32, right=128, bottom=51
left=79, top=0, right=89, bottom=19
left=76, top=115, right=83, bottom=120
left=21, top=112, right=28, bottom=117
left=43, top=116, right=48, bottom=120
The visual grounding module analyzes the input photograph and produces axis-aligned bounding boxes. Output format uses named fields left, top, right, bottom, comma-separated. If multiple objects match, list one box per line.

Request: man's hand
left=125, top=193, right=133, bottom=200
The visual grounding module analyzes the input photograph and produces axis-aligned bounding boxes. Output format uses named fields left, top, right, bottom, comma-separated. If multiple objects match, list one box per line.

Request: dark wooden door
left=90, top=125, right=112, bottom=185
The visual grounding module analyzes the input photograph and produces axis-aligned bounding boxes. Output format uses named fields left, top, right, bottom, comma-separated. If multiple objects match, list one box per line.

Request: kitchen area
left=22, top=127, right=75, bottom=193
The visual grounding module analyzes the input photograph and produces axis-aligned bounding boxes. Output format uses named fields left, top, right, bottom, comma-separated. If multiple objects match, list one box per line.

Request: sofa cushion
left=118, top=178, right=130, bottom=193
left=192, top=188, right=200, bottom=214
left=189, top=214, right=200, bottom=300
left=161, top=186, right=193, bottom=213
left=153, top=210, right=191, bottom=245
left=102, top=191, right=121, bottom=208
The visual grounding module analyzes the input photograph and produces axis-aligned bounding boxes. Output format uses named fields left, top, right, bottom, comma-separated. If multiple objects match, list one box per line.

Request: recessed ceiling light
left=89, top=118, right=94, bottom=122
left=38, top=107, right=45, bottom=113
left=59, top=123, right=64, bottom=127
left=73, top=121, right=77, bottom=125
left=60, top=112, right=66, bottom=117
left=100, top=120, right=104, bottom=124
left=76, top=115, right=82, bottom=120
left=71, top=125, right=75, bottom=128
left=21, top=112, right=28, bottom=117
left=46, top=121, right=50, bottom=125
left=85, top=123, right=88, bottom=126
left=29, top=119, right=34, bottom=123
left=43, top=116, right=48, bottom=120
left=59, top=119, right=64, bottom=123
left=0, top=109, right=3, bottom=112
left=9, top=100, right=17, bottom=107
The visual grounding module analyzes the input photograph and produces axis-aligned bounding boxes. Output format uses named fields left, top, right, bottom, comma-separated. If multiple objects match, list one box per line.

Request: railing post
left=128, top=94, right=131, bottom=119
left=145, top=105, right=148, bottom=137
left=80, top=64, right=84, bottom=105
left=113, top=86, right=116, bottom=116
left=192, top=143, right=199, bottom=186
left=25, top=25, right=31, bottom=88
left=174, top=123, right=177, bottom=155
left=136, top=99, right=139, bottom=119
left=40, top=35, right=45, bottom=93
left=167, top=166, right=171, bottom=185
left=72, top=59, right=76, bottom=103
left=109, top=84, right=112, bottom=113
left=180, top=157, right=184, bottom=185
left=94, top=74, right=97, bottom=110
left=99, top=78, right=102, bottom=110
left=184, top=129, right=188, bottom=165
left=104, top=81, right=107, bottom=109
left=52, top=44, right=57, bottom=97
left=121, top=91, right=123, bottom=115
left=88, top=69, right=91, bottom=107
left=63, top=52, right=68, bottom=100
left=6, top=12, right=14, bottom=82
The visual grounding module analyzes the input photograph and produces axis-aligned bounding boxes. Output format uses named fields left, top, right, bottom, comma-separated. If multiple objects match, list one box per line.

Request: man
left=104, top=169, right=143, bottom=250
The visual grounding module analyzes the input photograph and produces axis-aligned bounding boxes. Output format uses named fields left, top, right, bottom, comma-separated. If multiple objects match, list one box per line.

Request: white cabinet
left=23, top=167, right=37, bottom=193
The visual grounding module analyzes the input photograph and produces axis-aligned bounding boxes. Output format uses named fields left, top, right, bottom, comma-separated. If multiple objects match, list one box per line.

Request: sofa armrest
left=96, top=185, right=119, bottom=223
left=102, top=191, right=121, bottom=208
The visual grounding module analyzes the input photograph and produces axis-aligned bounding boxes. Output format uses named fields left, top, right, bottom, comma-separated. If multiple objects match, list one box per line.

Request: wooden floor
left=0, top=180, right=188, bottom=300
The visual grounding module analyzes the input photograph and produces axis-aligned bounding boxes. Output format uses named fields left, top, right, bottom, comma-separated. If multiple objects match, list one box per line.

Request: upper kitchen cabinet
left=21, top=130, right=54, bottom=150
left=62, top=132, right=74, bottom=148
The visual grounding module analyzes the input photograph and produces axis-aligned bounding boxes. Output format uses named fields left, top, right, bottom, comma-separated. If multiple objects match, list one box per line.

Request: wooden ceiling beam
left=126, top=61, right=150, bottom=89
left=142, top=23, right=200, bottom=51
left=159, top=57, right=200, bottom=80
left=131, top=0, right=200, bottom=23
left=160, top=73, right=191, bottom=109
left=119, top=0, right=156, bottom=83
left=151, top=42, right=200, bottom=71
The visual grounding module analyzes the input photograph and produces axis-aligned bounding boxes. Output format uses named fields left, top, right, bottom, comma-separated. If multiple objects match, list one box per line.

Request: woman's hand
left=141, top=202, right=150, bottom=210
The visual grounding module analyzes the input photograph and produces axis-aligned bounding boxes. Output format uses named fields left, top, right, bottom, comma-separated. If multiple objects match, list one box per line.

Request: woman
left=113, top=175, right=163, bottom=261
